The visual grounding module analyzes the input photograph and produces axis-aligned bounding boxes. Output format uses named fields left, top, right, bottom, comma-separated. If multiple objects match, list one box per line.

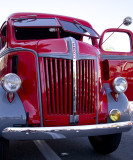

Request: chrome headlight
left=113, top=77, right=127, bottom=94
left=1, top=73, right=21, bottom=92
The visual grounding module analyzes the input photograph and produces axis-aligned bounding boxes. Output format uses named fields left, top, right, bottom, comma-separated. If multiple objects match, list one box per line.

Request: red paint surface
left=38, top=39, right=68, bottom=54
left=78, top=41, right=98, bottom=56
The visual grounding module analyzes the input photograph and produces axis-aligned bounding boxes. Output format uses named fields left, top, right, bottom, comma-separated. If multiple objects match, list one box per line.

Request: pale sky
left=0, top=0, right=133, bottom=35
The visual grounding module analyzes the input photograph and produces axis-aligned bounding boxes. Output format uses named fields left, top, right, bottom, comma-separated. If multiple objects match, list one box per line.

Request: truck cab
left=0, top=13, right=132, bottom=159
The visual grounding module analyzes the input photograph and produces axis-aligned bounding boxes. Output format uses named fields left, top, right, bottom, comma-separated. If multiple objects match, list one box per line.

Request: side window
left=82, top=36, right=92, bottom=45
left=15, top=27, right=58, bottom=40
left=101, top=32, right=131, bottom=52
left=0, top=25, right=7, bottom=49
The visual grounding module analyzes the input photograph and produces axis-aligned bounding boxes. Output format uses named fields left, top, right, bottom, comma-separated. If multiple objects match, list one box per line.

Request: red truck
left=0, top=13, right=132, bottom=159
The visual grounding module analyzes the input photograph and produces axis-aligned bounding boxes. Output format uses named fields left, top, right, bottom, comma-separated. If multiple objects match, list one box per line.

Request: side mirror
left=101, top=17, right=132, bottom=45
left=123, top=17, right=132, bottom=26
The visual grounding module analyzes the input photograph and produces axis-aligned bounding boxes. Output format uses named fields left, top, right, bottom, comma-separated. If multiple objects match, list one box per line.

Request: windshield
left=13, top=18, right=99, bottom=40
left=59, top=20, right=99, bottom=38
left=14, top=18, right=60, bottom=27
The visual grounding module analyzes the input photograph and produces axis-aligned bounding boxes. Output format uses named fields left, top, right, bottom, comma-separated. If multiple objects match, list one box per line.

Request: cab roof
left=8, top=12, right=93, bottom=28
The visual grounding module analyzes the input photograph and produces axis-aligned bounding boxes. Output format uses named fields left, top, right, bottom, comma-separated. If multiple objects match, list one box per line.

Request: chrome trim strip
left=96, top=49, right=102, bottom=124
left=96, top=49, right=101, bottom=124
left=73, top=58, right=77, bottom=115
left=96, top=55, right=99, bottom=124
left=2, top=121, right=132, bottom=140
left=66, top=37, right=78, bottom=124
left=71, top=37, right=77, bottom=116
left=101, top=55, right=133, bottom=60
left=77, top=55, right=96, bottom=60
left=0, top=47, right=44, bottom=127
left=38, top=53, right=72, bottom=59
left=38, top=53, right=96, bottom=60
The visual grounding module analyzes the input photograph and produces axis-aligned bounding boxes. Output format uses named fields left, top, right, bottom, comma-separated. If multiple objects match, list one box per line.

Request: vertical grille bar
left=59, top=59, right=63, bottom=115
left=63, top=59, right=67, bottom=114
left=54, top=59, right=59, bottom=115
left=50, top=58, right=56, bottom=114
left=45, top=58, right=51, bottom=115
left=85, top=60, right=89, bottom=114
left=68, top=60, right=72, bottom=115
left=92, top=60, right=95, bottom=113
left=89, top=60, right=92, bottom=113
left=82, top=60, right=86, bottom=114
left=79, top=60, right=83, bottom=114
left=77, top=61, right=80, bottom=114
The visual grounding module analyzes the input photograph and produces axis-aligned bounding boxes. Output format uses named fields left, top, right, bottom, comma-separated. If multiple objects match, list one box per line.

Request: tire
left=0, top=138, right=9, bottom=160
left=89, top=133, right=122, bottom=154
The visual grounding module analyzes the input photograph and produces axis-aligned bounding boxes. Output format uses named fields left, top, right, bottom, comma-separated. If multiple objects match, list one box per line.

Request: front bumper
left=2, top=121, right=132, bottom=140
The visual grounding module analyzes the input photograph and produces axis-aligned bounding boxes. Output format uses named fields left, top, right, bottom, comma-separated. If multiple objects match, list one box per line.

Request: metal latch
left=70, top=115, right=79, bottom=125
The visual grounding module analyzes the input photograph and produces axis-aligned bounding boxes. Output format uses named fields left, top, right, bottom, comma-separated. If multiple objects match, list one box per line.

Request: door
left=99, top=28, right=133, bottom=101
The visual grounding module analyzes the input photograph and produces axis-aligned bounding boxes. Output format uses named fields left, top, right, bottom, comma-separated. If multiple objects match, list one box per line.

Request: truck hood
left=37, top=39, right=68, bottom=54
left=37, top=38, right=98, bottom=57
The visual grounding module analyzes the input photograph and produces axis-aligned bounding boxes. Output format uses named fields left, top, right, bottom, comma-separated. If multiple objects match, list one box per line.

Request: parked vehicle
left=0, top=13, right=132, bottom=159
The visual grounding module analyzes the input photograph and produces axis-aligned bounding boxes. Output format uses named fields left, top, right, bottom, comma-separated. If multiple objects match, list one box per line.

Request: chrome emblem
left=72, top=42, right=76, bottom=59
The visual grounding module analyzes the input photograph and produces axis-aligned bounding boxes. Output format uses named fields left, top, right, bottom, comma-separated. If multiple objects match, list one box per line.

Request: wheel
left=88, top=133, right=122, bottom=154
left=0, top=138, right=9, bottom=160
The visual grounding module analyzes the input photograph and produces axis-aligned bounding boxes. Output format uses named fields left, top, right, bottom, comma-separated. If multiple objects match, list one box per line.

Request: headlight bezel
left=113, top=77, right=127, bottom=94
left=1, top=73, right=21, bottom=93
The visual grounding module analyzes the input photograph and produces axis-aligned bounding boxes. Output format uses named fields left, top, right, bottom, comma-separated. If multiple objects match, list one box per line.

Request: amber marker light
left=109, top=109, right=121, bottom=122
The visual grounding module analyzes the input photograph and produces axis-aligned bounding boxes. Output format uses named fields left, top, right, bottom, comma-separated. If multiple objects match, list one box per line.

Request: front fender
left=104, top=84, right=131, bottom=123
left=0, top=85, right=26, bottom=137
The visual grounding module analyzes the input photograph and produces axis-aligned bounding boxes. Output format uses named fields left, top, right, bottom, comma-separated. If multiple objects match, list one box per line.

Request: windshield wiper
left=13, top=15, right=37, bottom=22
left=73, top=20, right=88, bottom=33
